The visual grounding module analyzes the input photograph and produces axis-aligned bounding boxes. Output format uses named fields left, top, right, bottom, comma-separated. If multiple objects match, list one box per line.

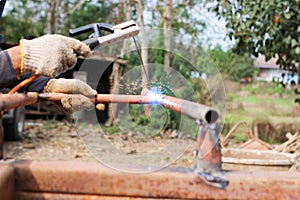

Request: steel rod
left=0, top=93, right=39, bottom=111
left=40, top=93, right=219, bottom=124
left=0, top=92, right=219, bottom=124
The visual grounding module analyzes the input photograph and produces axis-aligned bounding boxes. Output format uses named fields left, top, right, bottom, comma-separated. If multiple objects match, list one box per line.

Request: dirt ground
left=3, top=119, right=196, bottom=170
left=3, top=118, right=298, bottom=172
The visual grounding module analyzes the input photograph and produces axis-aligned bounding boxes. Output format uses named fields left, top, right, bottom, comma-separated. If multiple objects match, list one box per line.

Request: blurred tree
left=207, top=47, right=257, bottom=82
left=163, top=0, right=172, bottom=74
left=135, top=0, right=150, bottom=115
left=47, top=0, right=58, bottom=34
left=49, top=0, right=112, bottom=35
left=212, top=0, right=300, bottom=71
left=144, top=0, right=206, bottom=75
left=0, top=0, right=111, bottom=42
left=122, top=0, right=133, bottom=57
left=0, top=1, right=46, bottom=42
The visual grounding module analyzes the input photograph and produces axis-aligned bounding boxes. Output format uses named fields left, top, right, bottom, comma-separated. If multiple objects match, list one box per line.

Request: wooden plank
left=222, top=148, right=295, bottom=165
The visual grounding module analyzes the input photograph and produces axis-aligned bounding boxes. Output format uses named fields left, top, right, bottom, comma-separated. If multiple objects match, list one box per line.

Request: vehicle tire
left=3, top=107, right=26, bottom=141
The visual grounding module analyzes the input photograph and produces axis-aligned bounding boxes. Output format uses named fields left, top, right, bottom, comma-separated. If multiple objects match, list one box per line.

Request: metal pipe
left=0, top=92, right=219, bottom=124
left=0, top=93, right=219, bottom=124
left=0, top=93, right=39, bottom=112
left=38, top=93, right=219, bottom=124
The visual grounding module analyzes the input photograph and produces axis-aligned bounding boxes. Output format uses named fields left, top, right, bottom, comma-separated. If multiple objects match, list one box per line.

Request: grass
left=226, top=88, right=299, bottom=123
left=230, top=95, right=295, bottom=109
left=223, top=81, right=300, bottom=143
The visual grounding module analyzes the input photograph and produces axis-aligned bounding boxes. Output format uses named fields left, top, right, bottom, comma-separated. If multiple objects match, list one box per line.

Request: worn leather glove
left=43, top=78, right=96, bottom=113
left=20, top=34, right=90, bottom=77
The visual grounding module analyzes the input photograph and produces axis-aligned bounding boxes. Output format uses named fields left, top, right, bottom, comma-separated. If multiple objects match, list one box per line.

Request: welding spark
left=147, top=89, right=164, bottom=104
left=146, top=88, right=176, bottom=107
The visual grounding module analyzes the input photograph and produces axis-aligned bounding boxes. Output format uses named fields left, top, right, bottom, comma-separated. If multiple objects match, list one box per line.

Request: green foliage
left=245, top=81, right=286, bottom=96
left=271, top=83, right=285, bottom=97
left=0, top=0, right=111, bottom=42
left=207, top=47, right=257, bottom=81
left=212, top=0, right=300, bottom=70
left=0, top=1, right=46, bottom=42
left=116, top=104, right=168, bottom=136
left=61, top=1, right=111, bottom=36
left=105, top=125, right=121, bottom=135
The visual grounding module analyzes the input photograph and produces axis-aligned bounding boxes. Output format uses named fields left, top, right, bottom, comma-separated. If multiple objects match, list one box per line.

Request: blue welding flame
left=146, top=88, right=176, bottom=108
left=147, top=88, right=164, bottom=104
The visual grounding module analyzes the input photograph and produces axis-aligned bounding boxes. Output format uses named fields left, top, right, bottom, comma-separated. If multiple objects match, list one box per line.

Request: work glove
left=20, top=34, right=90, bottom=77
left=43, top=78, right=97, bottom=113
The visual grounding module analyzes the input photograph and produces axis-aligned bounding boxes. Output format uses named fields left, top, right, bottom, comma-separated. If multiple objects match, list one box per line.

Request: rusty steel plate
left=0, top=163, right=14, bottom=200
left=12, top=160, right=300, bottom=199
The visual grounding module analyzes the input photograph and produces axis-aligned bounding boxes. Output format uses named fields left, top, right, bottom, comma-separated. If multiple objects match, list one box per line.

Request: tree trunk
left=122, top=0, right=132, bottom=57
left=135, top=0, right=150, bottom=116
left=47, top=0, right=58, bottom=34
left=163, top=0, right=172, bottom=74
left=108, top=62, right=120, bottom=125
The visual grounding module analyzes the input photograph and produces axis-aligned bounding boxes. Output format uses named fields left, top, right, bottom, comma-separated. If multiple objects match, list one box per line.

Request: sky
left=196, top=6, right=235, bottom=50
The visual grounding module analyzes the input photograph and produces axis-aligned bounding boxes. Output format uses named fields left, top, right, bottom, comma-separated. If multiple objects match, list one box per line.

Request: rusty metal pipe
left=39, top=93, right=219, bottom=124
left=0, top=93, right=39, bottom=112
left=0, top=92, right=219, bottom=124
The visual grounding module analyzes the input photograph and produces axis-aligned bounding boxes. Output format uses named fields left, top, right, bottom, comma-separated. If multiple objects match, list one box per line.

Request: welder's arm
left=0, top=50, right=19, bottom=88
left=0, top=52, right=45, bottom=93
left=0, top=50, right=97, bottom=114
left=6, top=34, right=90, bottom=78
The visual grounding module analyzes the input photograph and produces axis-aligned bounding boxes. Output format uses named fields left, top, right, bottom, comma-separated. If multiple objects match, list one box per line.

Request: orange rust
left=16, top=192, right=158, bottom=200
left=0, top=92, right=38, bottom=112
left=195, top=133, right=222, bottom=173
left=0, top=123, right=3, bottom=159
left=0, top=164, right=14, bottom=200
left=10, top=160, right=300, bottom=199
left=198, top=141, right=222, bottom=165
left=195, top=123, right=222, bottom=174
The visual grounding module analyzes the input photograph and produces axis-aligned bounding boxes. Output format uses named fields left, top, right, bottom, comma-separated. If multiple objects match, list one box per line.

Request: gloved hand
left=43, top=78, right=97, bottom=113
left=20, top=34, right=90, bottom=77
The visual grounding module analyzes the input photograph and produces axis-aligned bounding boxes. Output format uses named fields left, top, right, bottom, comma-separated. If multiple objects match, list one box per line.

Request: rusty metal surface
left=15, top=192, right=170, bottom=200
left=0, top=92, right=38, bottom=112
left=12, top=160, right=300, bottom=199
left=0, top=119, right=3, bottom=159
left=0, top=163, right=14, bottom=200
left=195, top=124, right=222, bottom=173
